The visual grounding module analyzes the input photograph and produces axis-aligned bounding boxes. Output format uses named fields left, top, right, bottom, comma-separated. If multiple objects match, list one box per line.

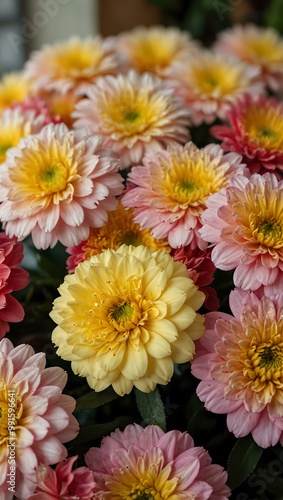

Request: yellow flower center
left=250, top=214, right=283, bottom=249
left=53, top=42, right=104, bottom=76
left=37, top=162, right=69, bottom=194
left=191, top=62, right=241, bottom=95
left=99, top=89, right=167, bottom=136
left=9, top=136, right=80, bottom=204
left=109, top=301, right=138, bottom=331
left=105, top=456, right=180, bottom=499
left=0, top=73, right=30, bottom=114
left=130, top=37, right=176, bottom=72
left=157, top=149, right=229, bottom=208
left=243, top=338, right=283, bottom=394
left=244, top=36, right=283, bottom=63
left=242, top=105, right=283, bottom=151
left=0, top=124, right=29, bottom=163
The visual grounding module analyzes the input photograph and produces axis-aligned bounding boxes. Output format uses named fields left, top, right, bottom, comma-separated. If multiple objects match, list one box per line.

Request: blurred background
left=0, top=0, right=282, bottom=75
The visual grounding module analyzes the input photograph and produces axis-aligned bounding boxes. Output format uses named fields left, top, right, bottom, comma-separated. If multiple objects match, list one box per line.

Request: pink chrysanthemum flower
left=0, top=232, right=29, bottom=338
left=30, top=456, right=96, bottom=500
left=24, top=36, right=119, bottom=96
left=0, top=123, right=124, bottom=250
left=211, top=94, right=283, bottom=176
left=169, top=49, right=263, bottom=125
left=191, top=288, right=283, bottom=448
left=200, top=173, right=283, bottom=290
left=214, top=23, right=283, bottom=92
left=0, top=338, right=79, bottom=499
left=0, top=107, right=47, bottom=165
left=171, top=245, right=219, bottom=311
left=85, top=423, right=231, bottom=498
left=116, top=25, right=200, bottom=77
left=73, top=70, right=191, bottom=169
left=122, top=141, right=245, bottom=248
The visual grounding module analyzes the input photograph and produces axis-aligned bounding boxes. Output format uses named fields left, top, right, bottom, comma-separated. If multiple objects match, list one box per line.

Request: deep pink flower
left=85, top=423, right=231, bottom=498
left=29, top=456, right=96, bottom=499
left=211, top=94, right=283, bottom=176
left=171, top=245, right=219, bottom=310
left=0, top=338, right=79, bottom=499
left=0, top=232, right=29, bottom=337
left=191, top=288, right=283, bottom=448
left=200, top=173, right=283, bottom=290
left=122, top=141, right=245, bottom=248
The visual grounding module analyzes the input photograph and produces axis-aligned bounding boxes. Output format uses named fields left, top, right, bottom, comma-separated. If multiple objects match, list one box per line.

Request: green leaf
left=135, top=387, right=166, bottom=431
left=75, top=386, right=120, bottom=413
left=72, top=416, right=133, bottom=444
left=227, top=435, right=263, bottom=489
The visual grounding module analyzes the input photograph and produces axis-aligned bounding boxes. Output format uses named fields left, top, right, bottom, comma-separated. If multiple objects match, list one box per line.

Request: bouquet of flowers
left=1, top=17, right=283, bottom=499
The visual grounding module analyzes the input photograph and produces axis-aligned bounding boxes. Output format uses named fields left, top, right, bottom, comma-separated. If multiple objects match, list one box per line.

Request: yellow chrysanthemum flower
left=0, top=72, right=31, bottom=115
left=66, top=201, right=170, bottom=272
left=51, top=245, right=205, bottom=396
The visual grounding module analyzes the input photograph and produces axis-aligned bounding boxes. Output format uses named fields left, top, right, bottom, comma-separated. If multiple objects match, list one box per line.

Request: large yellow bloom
left=51, top=245, right=205, bottom=396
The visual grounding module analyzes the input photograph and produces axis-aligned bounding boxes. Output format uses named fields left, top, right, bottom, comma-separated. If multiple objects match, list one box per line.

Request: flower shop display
left=1, top=17, right=283, bottom=499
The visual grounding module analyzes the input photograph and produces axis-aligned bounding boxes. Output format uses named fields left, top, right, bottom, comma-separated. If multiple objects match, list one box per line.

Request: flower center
left=159, top=150, right=228, bottom=207
left=191, top=62, right=240, bottom=95
left=37, top=162, right=68, bottom=194
left=123, top=110, right=140, bottom=122
left=129, top=485, right=157, bottom=499
left=242, top=105, right=283, bottom=151
left=244, top=340, right=283, bottom=390
left=251, top=216, right=283, bottom=248
left=0, top=142, right=13, bottom=156
left=100, top=89, right=166, bottom=136
left=120, top=231, right=142, bottom=246
left=54, top=43, right=103, bottom=75
left=110, top=302, right=134, bottom=323
left=131, top=37, right=175, bottom=71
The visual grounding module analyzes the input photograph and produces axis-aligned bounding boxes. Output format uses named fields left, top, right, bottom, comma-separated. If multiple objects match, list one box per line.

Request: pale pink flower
left=0, top=338, right=79, bottom=499
left=0, top=232, right=29, bottom=337
left=85, top=423, right=231, bottom=498
left=214, top=23, right=283, bottom=92
left=169, top=49, right=263, bottom=125
left=24, top=36, right=119, bottom=96
left=29, top=456, right=96, bottom=500
left=211, top=94, right=283, bottom=176
left=200, top=173, right=283, bottom=290
left=122, top=141, right=245, bottom=248
left=116, top=25, right=200, bottom=77
left=171, top=245, right=219, bottom=310
left=73, top=70, right=191, bottom=169
left=0, top=123, right=124, bottom=249
left=191, top=288, right=283, bottom=448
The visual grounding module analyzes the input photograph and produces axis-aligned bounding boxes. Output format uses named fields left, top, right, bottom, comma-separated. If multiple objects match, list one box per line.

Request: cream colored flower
left=51, top=245, right=205, bottom=396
